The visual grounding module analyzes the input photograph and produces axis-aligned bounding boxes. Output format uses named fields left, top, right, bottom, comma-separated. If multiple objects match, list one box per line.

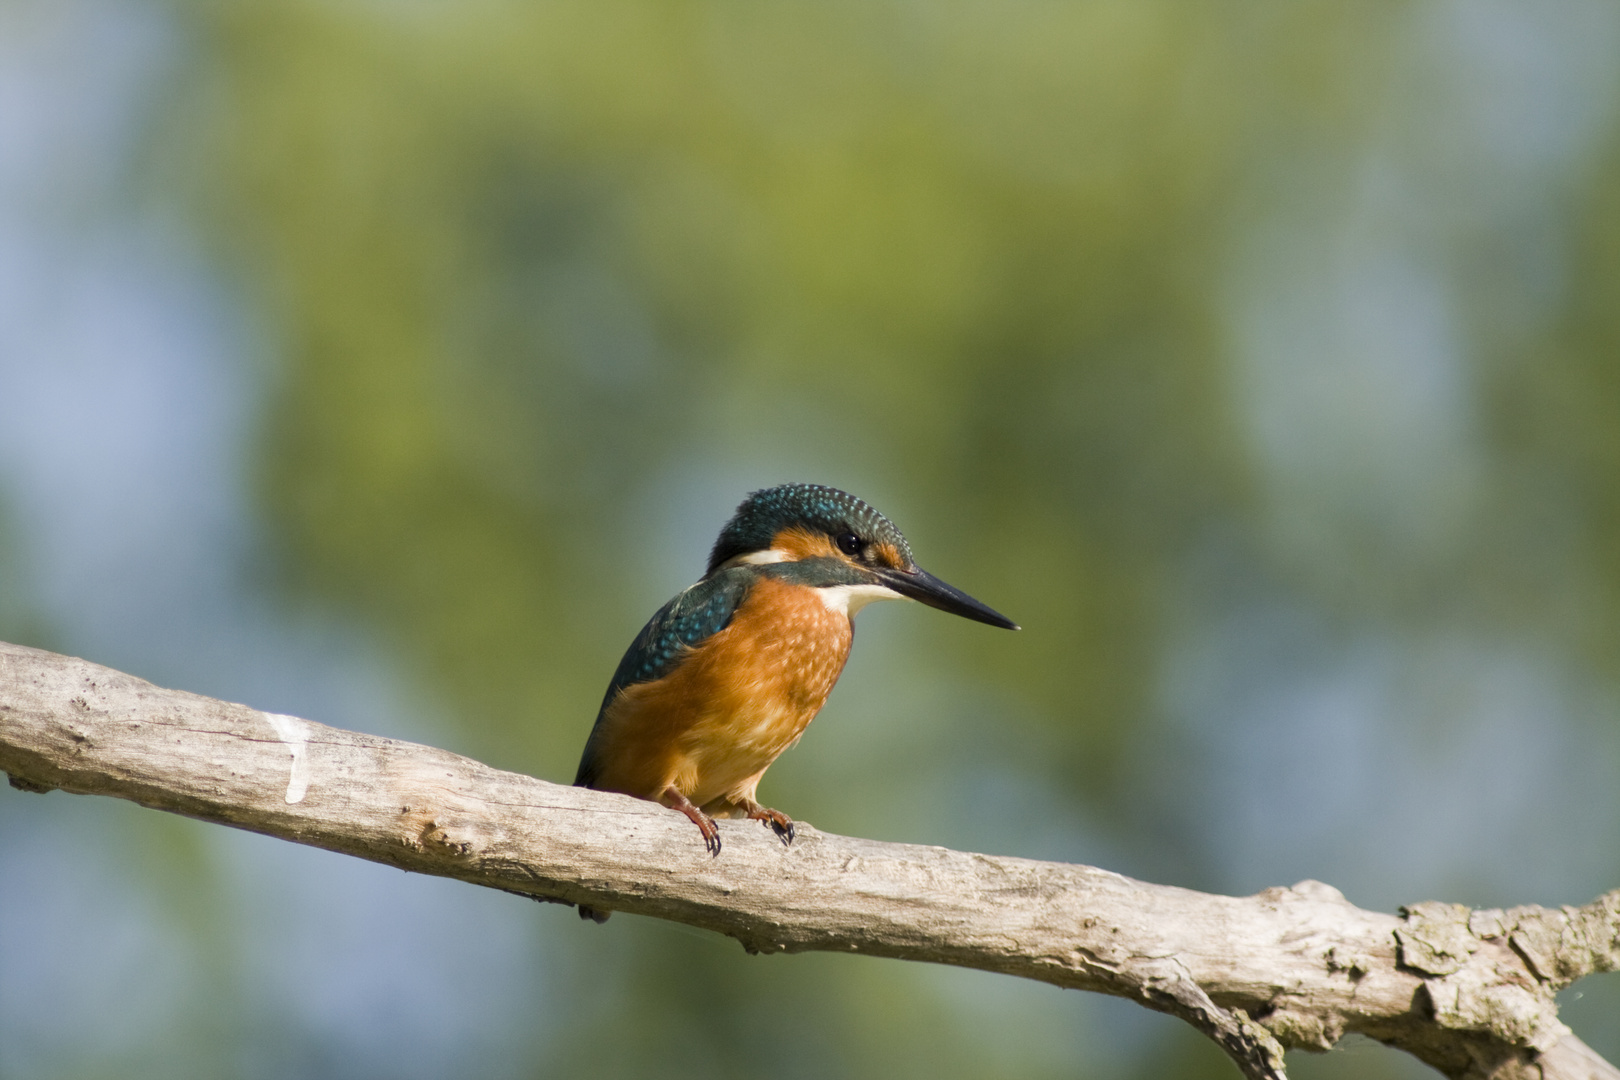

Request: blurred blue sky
left=0, top=4, right=551, bottom=1077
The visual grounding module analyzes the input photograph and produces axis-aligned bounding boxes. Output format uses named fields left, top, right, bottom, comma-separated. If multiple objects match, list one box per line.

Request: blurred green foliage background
left=5, top=0, right=1620, bottom=1077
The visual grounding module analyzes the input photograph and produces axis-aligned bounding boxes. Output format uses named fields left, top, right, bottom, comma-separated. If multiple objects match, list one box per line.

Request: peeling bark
left=1, top=641, right=1615, bottom=1080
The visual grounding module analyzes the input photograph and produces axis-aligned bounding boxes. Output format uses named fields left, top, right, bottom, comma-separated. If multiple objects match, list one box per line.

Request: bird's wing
left=573, top=567, right=757, bottom=787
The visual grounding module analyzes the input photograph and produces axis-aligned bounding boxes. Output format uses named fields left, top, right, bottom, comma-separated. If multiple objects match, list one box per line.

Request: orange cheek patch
left=871, top=541, right=906, bottom=569
left=771, top=526, right=838, bottom=561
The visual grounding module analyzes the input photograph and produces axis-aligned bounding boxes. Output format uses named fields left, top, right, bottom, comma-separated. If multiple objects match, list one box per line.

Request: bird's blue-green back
left=573, top=566, right=759, bottom=787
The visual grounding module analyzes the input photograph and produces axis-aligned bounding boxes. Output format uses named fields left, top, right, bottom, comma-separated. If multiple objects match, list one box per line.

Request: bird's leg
left=704, top=773, right=796, bottom=846
left=738, top=798, right=795, bottom=846
left=660, top=785, right=722, bottom=856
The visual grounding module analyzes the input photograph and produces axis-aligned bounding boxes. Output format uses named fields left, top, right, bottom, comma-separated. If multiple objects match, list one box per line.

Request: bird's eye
left=836, top=532, right=865, bottom=557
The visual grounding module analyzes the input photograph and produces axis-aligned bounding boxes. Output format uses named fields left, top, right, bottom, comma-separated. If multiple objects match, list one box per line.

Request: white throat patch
left=719, top=548, right=904, bottom=618
left=817, top=582, right=905, bottom=618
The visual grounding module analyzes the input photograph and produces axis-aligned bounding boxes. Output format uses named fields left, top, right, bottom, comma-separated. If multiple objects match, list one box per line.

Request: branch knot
left=1399, top=901, right=1571, bottom=1052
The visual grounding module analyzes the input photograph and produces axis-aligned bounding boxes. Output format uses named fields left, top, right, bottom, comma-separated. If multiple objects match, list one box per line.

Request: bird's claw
left=746, top=805, right=795, bottom=846
left=663, top=785, right=723, bottom=856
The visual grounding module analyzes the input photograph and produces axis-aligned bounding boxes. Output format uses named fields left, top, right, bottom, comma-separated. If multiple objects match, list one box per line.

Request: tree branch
left=1, top=641, right=1615, bottom=1080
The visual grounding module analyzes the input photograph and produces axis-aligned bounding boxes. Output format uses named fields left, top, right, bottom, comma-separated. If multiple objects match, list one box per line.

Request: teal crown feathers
left=705, top=483, right=914, bottom=575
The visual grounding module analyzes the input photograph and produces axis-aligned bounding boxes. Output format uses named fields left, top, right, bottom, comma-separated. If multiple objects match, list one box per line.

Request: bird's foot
left=661, top=786, right=722, bottom=856
left=741, top=801, right=795, bottom=846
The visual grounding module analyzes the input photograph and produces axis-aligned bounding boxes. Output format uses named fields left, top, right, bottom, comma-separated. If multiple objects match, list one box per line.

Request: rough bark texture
left=2, top=641, right=1616, bottom=1080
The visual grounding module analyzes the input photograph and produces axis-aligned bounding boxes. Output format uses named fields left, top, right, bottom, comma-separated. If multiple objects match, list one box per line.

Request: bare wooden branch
left=2, top=640, right=1615, bottom=1080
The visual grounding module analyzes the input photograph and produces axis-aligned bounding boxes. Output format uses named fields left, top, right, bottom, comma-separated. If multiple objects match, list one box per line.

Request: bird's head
left=707, top=483, right=1018, bottom=629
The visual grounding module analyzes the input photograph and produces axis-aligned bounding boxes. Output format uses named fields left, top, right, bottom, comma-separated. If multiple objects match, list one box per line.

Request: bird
left=573, top=482, right=1017, bottom=863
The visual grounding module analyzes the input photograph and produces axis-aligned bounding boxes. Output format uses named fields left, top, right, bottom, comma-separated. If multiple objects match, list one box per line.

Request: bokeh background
left=3, top=1, right=1620, bottom=1077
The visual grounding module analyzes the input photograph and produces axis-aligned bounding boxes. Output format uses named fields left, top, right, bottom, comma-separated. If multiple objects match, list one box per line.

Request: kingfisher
left=574, top=483, right=1017, bottom=859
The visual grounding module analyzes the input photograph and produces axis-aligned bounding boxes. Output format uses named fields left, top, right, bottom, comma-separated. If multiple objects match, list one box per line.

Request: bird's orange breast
left=585, top=576, right=852, bottom=808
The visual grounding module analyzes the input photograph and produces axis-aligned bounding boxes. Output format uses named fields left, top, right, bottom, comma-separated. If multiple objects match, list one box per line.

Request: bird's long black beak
left=878, top=566, right=1019, bottom=630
